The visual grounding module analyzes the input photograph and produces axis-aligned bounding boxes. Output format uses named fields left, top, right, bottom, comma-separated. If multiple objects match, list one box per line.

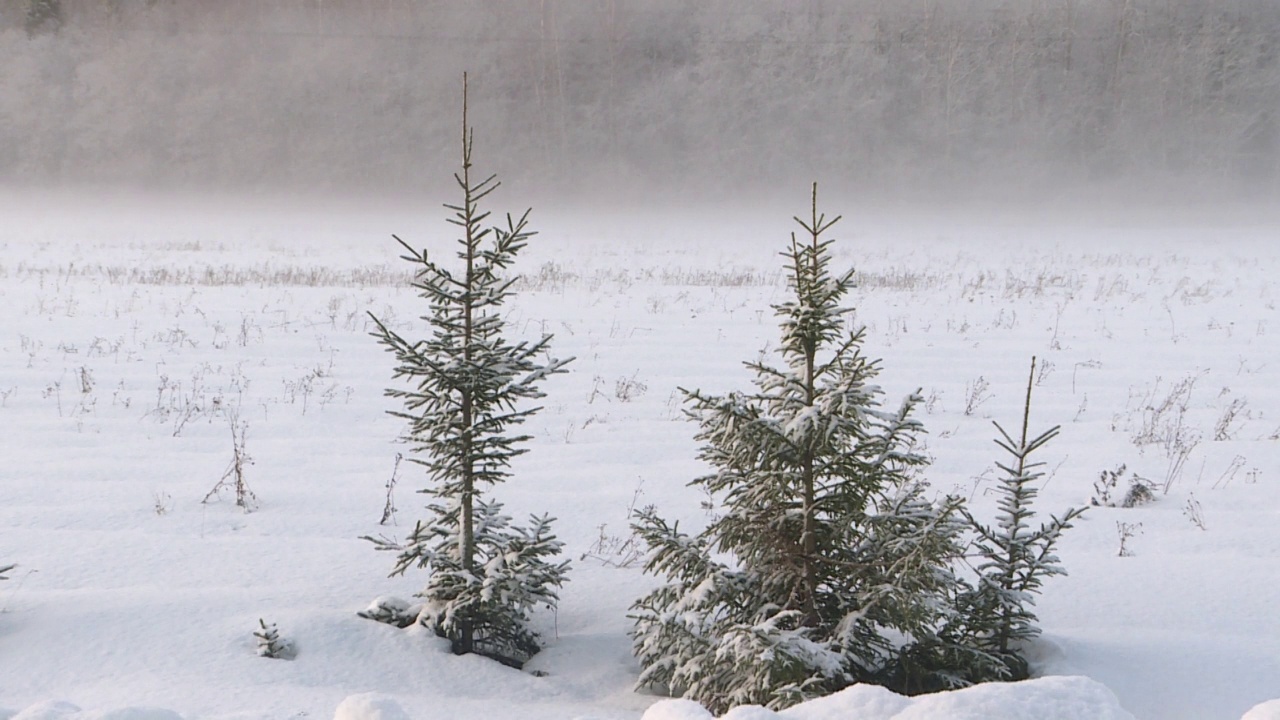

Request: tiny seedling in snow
left=254, top=619, right=294, bottom=660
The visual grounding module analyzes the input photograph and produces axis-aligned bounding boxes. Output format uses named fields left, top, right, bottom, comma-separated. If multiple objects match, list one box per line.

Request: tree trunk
left=798, top=183, right=821, bottom=627
left=458, top=73, right=477, bottom=655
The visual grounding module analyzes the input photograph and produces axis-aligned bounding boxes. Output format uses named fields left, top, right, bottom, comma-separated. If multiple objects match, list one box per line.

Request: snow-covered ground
left=1, top=194, right=1277, bottom=719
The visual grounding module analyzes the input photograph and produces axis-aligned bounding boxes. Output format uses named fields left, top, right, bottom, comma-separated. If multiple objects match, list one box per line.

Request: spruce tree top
left=682, top=183, right=932, bottom=629
left=369, top=75, right=571, bottom=505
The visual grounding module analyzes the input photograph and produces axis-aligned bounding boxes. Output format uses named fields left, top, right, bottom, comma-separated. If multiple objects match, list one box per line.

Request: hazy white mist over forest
left=2, top=0, right=1278, bottom=204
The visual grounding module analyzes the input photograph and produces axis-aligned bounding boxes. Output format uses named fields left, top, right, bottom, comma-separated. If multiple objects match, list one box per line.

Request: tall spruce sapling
left=363, top=74, right=572, bottom=668
left=630, top=184, right=971, bottom=712
left=961, top=357, right=1086, bottom=679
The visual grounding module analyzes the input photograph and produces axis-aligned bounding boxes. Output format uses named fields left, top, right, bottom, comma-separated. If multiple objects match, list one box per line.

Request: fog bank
left=2, top=0, right=1278, bottom=205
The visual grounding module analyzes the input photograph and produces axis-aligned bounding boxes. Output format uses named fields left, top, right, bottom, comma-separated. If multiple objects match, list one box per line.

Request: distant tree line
left=0, top=0, right=1276, bottom=200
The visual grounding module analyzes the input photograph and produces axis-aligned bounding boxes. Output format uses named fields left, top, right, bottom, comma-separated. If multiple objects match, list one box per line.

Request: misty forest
left=2, top=0, right=1279, bottom=200
left=2, top=2, right=1280, bottom=720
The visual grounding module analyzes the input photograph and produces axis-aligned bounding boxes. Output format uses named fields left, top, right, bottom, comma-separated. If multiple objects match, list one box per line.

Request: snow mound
left=878, top=676, right=1135, bottom=720
left=332, top=694, right=411, bottom=720
left=10, top=704, right=182, bottom=720
left=1243, top=700, right=1280, bottom=720
left=641, top=676, right=1135, bottom=720
left=10, top=703, right=81, bottom=720
left=83, top=711, right=183, bottom=720
left=777, top=682, right=911, bottom=719
left=640, top=700, right=713, bottom=720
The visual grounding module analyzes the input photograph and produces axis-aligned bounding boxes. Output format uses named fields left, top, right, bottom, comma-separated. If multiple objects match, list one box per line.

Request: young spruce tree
left=630, top=185, right=971, bottom=712
left=365, top=75, right=571, bottom=668
left=957, top=357, right=1086, bottom=680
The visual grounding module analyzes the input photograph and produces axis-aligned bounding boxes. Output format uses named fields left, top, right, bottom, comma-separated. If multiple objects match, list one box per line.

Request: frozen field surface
left=1, top=194, right=1277, bottom=719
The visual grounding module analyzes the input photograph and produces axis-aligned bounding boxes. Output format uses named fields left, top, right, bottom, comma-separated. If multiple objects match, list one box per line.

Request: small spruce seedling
left=963, top=357, right=1086, bottom=678
left=254, top=618, right=293, bottom=660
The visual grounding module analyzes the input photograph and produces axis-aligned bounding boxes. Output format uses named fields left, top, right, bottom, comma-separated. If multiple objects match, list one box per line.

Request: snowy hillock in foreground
left=1243, top=701, right=1280, bottom=720
left=641, top=676, right=1134, bottom=720
left=2, top=702, right=183, bottom=720
left=9, top=682, right=1280, bottom=720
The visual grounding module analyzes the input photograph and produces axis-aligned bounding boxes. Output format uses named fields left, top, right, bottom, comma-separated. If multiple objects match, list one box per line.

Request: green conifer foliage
left=366, top=75, right=571, bottom=668
left=961, top=358, right=1086, bottom=679
left=630, top=185, right=969, bottom=711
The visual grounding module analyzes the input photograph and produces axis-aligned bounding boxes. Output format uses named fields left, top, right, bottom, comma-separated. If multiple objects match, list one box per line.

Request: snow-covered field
left=1, top=194, right=1277, bottom=720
